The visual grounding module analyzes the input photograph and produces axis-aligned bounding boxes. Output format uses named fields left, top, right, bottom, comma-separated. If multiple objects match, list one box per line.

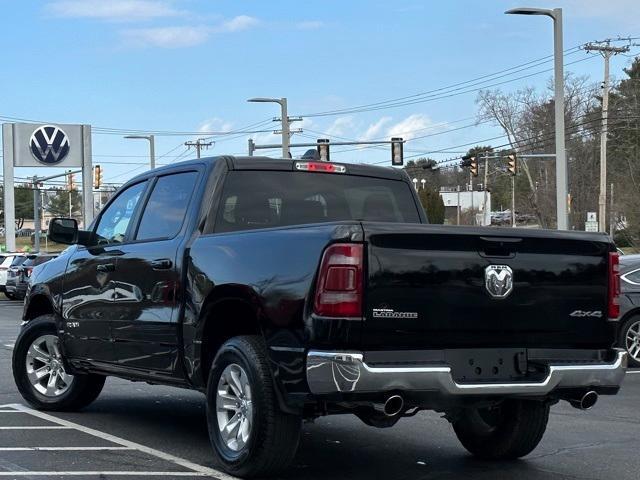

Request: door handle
left=151, top=259, right=173, bottom=270
left=96, top=263, right=115, bottom=273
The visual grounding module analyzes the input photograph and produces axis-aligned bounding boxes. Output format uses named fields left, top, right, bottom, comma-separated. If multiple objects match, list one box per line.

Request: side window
left=623, top=268, right=640, bottom=285
left=136, top=172, right=199, bottom=241
left=94, top=182, right=147, bottom=245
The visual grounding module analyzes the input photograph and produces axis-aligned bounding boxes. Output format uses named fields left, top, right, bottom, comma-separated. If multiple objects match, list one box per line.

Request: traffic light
left=391, top=137, right=404, bottom=166
left=317, top=138, right=330, bottom=162
left=470, top=156, right=478, bottom=177
left=461, top=155, right=479, bottom=176
left=94, top=165, right=103, bottom=189
left=67, top=172, right=76, bottom=191
left=507, top=153, right=517, bottom=176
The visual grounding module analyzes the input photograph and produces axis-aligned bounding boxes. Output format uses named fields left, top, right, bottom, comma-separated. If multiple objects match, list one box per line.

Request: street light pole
left=124, top=135, right=155, bottom=169
left=248, top=97, right=291, bottom=158
left=505, top=7, right=567, bottom=230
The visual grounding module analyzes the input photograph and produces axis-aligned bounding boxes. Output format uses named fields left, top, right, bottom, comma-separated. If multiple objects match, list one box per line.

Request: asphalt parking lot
left=0, top=299, right=639, bottom=479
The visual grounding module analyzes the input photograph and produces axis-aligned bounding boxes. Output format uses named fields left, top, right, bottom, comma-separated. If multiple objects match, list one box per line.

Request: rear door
left=109, top=170, right=200, bottom=376
left=61, top=180, right=148, bottom=363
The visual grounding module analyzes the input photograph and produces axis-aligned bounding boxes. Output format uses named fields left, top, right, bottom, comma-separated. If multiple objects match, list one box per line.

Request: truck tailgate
left=362, top=223, right=614, bottom=350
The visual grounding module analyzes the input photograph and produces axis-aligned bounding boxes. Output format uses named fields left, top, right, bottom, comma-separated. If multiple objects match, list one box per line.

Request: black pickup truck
left=12, top=156, right=627, bottom=477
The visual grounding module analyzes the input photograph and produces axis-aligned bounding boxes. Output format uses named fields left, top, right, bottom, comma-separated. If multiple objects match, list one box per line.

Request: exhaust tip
left=383, top=395, right=404, bottom=417
left=570, top=391, right=598, bottom=410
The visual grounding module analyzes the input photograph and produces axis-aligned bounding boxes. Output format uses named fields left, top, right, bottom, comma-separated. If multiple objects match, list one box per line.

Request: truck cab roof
left=125, top=156, right=408, bottom=186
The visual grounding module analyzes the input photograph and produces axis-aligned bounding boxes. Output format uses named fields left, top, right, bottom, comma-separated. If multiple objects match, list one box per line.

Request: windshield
left=215, top=171, right=421, bottom=233
left=22, top=256, right=38, bottom=267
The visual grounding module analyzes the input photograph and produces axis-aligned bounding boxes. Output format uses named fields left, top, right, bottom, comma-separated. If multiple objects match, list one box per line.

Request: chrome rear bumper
left=306, top=350, right=628, bottom=396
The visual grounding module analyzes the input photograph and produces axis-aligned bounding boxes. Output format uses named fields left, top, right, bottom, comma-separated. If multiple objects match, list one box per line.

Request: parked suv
left=12, top=157, right=627, bottom=478
left=4, top=255, right=28, bottom=300
left=7, top=254, right=57, bottom=300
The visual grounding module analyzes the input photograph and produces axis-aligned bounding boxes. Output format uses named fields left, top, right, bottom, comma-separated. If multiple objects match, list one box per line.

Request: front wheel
left=206, top=336, right=301, bottom=478
left=12, top=315, right=105, bottom=411
left=452, top=400, right=549, bottom=460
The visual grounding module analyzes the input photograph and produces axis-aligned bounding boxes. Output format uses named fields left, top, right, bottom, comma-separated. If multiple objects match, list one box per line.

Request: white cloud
left=47, top=0, right=182, bottom=21
left=198, top=118, right=234, bottom=134
left=386, top=114, right=433, bottom=141
left=296, top=20, right=324, bottom=30
left=217, top=15, right=259, bottom=33
left=120, top=15, right=260, bottom=48
left=121, top=26, right=210, bottom=48
left=361, top=117, right=392, bottom=141
left=325, top=116, right=356, bottom=137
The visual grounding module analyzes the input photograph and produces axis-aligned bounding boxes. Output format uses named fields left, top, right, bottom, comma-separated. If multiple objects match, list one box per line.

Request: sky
left=1, top=0, right=639, bottom=186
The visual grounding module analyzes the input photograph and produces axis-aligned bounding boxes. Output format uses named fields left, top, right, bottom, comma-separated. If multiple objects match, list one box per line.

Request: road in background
left=0, top=298, right=639, bottom=479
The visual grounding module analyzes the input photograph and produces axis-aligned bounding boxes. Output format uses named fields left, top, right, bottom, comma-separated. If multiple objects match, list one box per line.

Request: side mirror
left=48, top=218, right=79, bottom=245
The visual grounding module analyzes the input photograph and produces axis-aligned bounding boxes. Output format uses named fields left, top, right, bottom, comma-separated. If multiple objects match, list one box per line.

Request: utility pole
left=482, top=152, right=489, bottom=226
left=32, top=177, right=41, bottom=253
left=584, top=41, right=630, bottom=232
left=247, top=98, right=302, bottom=158
left=185, top=138, right=213, bottom=159
left=456, top=186, right=461, bottom=225
left=610, top=182, right=615, bottom=238
left=511, top=176, right=516, bottom=228
left=469, top=173, right=474, bottom=225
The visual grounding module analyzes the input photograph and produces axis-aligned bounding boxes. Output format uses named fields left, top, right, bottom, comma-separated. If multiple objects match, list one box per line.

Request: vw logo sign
left=485, top=265, right=513, bottom=299
left=29, top=125, right=70, bottom=165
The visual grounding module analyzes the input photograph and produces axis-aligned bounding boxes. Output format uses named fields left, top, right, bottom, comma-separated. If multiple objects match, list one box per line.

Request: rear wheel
left=452, top=400, right=549, bottom=460
left=5, top=292, right=15, bottom=300
left=619, top=316, right=640, bottom=368
left=206, top=336, right=301, bottom=478
left=12, top=315, right=105, bottom=411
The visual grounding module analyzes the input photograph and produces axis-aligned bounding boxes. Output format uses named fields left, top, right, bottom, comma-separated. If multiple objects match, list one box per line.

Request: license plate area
left=445, top=348, right=527, bottom=383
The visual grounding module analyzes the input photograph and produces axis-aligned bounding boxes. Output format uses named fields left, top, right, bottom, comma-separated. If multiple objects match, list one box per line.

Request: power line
left=371, top=113, right=639, bottom=167
left=298, top=48, right=583, bottom=117
left=0, top=115, right=275, bottom=138
left=297, top=37, right=640, bottom=119
left=301, top=83, right=605, bottom=156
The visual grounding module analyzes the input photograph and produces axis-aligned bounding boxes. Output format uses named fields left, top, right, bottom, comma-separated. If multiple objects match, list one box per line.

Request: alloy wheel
left=25, top=334, right=74, bottom=396
left=216, top=363, right=253, bottom=451
left=626, top=320, right=640, bottom=362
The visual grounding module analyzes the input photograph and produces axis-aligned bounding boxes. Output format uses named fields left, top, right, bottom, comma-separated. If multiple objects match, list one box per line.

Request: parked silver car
left=617, top=254, right=640, bottom=367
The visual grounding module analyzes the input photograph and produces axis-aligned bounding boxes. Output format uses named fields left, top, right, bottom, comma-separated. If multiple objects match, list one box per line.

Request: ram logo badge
left=485, top=265, right=514, bottom=299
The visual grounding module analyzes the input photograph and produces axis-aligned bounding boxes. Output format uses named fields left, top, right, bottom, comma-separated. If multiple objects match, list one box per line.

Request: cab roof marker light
left=295, top=162, right=346, bottom=173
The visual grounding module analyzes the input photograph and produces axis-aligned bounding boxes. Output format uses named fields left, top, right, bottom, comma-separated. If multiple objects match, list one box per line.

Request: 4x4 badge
left=485, top=265, right=513, bottom=299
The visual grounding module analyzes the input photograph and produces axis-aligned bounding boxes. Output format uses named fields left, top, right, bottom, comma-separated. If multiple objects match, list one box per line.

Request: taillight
left=608, top=252, right=620, bottom=319
left=314, top=243, right=363, bottom=317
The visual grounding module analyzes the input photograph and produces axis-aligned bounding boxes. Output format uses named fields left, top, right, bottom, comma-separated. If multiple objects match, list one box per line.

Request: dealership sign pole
left=2, top=123, right=93, bottom=252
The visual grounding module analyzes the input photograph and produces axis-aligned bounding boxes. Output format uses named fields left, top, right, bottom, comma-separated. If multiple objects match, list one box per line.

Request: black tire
left=206, top=335, right=301, bottom=478
left=618, top=315, right=640, bottom=368
left=12, top=315, right=106, bottom=411
left=5, top=292, right=15, bottom=300
left=452, top=400, right=549, bottom=460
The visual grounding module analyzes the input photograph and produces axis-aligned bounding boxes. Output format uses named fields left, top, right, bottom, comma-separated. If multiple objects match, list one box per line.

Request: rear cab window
left=214, top=170, right=420, bottom=233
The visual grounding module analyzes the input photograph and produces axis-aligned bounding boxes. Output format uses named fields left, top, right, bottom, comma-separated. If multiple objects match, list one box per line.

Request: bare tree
left=477, top=74, right=599, bottom=228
